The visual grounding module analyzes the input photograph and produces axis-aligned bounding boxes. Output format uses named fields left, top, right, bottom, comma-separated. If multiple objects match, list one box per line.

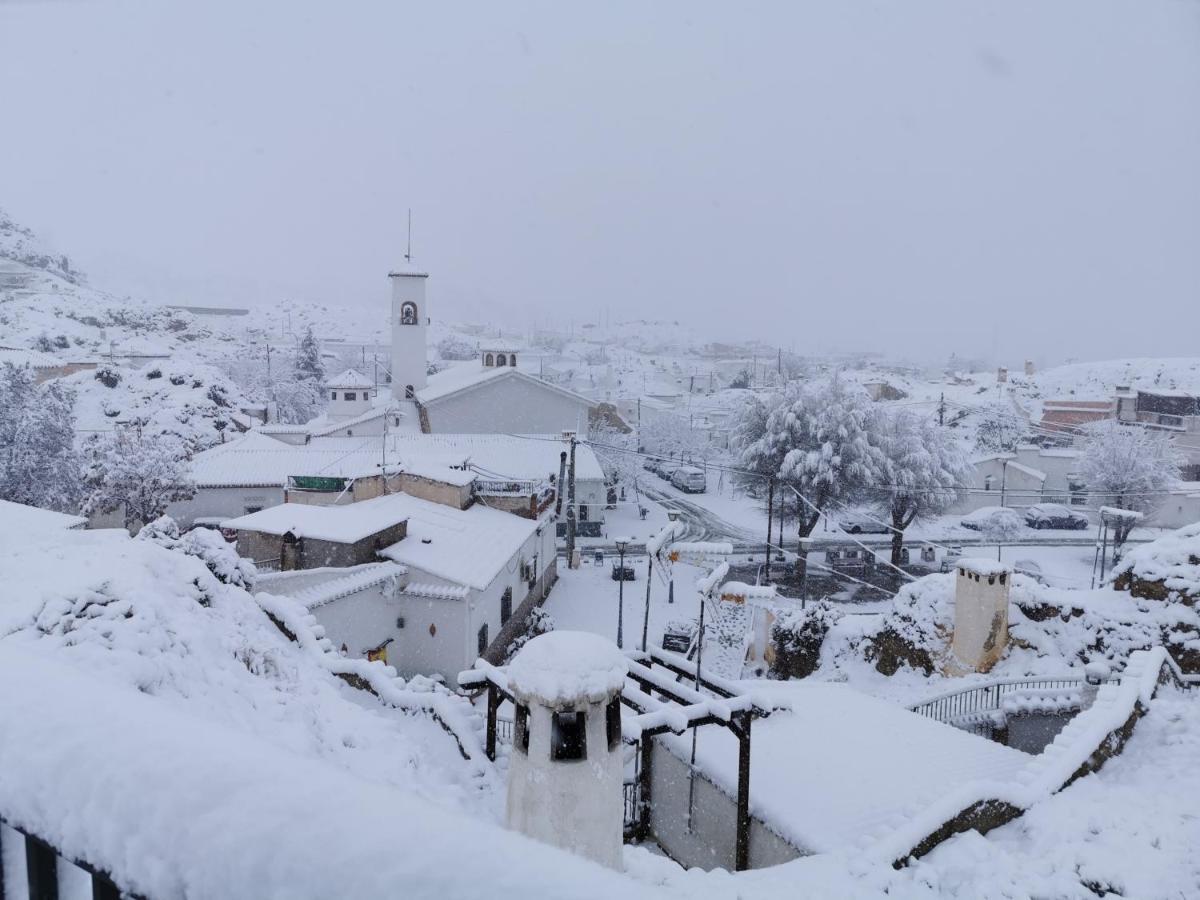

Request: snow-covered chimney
left=951, top=560, right=1012, bottom=673
left=505, top=631, right=627, bottom=870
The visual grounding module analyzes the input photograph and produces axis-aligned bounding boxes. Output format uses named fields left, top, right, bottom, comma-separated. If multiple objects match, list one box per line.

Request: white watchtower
left=389, top=268, right=429, bottom=401
left=505, top=631, right=627, bottom=870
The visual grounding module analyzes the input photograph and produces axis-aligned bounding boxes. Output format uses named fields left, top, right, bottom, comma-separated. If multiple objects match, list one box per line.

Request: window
left=404, top=385, right=414, bottom=399
left=606, top=697, right=621, bottom=750
left=578, top=504, right=589, bottom=522
left=400, top=301, right=418, bottom=325
left=509, top=354, right=517, bottom=367
left=514, top=703, right=530, bottom=754
left=496, top=355, right=506, bottom=367
left=477, top=623, right=489, bottom=656
left=244, top=505, right=263, bottom=515
left=984, top=475, right=994, bottom=491
left=344, top=392, right=356, bottom=401
left=500, top=587, right=513, bottom=624
left=330, top=391, right=337, bottom=400
left=551, top=710, right=586, bottom=761
left=484, top=353, right=494, bottom=367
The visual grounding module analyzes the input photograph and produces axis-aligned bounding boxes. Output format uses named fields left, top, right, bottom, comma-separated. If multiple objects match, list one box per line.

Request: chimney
left=950, top=560, right=1012, bottom=673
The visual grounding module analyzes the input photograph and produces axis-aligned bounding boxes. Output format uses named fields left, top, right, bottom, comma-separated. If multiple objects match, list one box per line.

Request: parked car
left=610, top=562, right=637, bottom=581
left=1024, top=503, right=1089, bottom=530
left=836, top=511, right=891, bottom=535
left=671, top=466, right=707, bottom=493
left=657, top=463, right=681, bottom=481
left=961, top=506, right=1025, bottom=533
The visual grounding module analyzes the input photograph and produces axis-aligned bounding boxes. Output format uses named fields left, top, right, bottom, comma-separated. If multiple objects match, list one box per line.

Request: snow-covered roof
left=0, top=345, right=63, bottom=368
left=0, top=499, right=86, bottom=535
left=376, top=495, right=540, bottom=591
left=222, top=497, right=413, bottom=544
left=307, top=405, right=396, bottom=437
left=314, top=433, right=607, bottom=483
left=281, top=562, right=406, bottom=610
left=325, top=369, right=374, bottom=390
left=660, top=680, right=1029, bottom=854
left=189, top=432, right=480, bottom=488
left=417, top=361, right=596, bottom=408
left=506, top=631, right=627, bottom=705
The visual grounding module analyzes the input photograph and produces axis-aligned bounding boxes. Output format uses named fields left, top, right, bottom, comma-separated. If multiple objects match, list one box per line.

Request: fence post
left=485, top=682, right=499, bottom=762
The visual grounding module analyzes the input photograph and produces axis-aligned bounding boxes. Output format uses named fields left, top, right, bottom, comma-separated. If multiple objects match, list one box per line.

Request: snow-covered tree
left=435, top=335, right=478, bottom=361
left=974, top=402, right=1026, bottom=452
left=1080, top=421, right=1183, bottom=553
left=293, top=326, right=325, bottom=385
left=137, top=516, right=255, bottom=590
left=745, top=376, right=886, bottom=575
left=640, top=413, right=708, bottom=466
left=872, top=410, right=971, bottom=564
left=82, top=430, right=196, bottom=530
left=590, top=417, right=643, bottom=499
left=0, top=363, right=85, bottom=512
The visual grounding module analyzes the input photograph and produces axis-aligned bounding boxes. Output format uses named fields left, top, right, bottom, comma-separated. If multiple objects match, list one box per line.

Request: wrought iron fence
left=909, top=676, right=1089, bottom=740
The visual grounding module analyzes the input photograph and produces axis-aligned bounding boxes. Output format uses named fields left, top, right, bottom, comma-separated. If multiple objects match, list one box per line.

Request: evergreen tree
left=294, top=326, right=326, bottom=384
left=0, top=363, right=84, bottom=512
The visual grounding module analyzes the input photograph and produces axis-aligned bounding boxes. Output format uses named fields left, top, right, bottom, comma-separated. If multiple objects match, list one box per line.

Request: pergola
left=460, top=643, right=776, bottom=871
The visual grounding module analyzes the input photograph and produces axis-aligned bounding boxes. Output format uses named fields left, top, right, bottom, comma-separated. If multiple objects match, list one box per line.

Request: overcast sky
left=2, top=0, right=1197, bottom=365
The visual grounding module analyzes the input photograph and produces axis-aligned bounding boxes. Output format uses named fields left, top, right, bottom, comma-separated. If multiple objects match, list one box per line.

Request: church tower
left=389, top=268, right=429, bottom=400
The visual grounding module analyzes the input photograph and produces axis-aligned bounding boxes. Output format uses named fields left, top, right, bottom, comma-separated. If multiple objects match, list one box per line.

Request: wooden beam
left=733, top=711, right=752, bottom=872
left=485, top=682, right=500, bottom=762
left=26, top=833, right=59, bottom=900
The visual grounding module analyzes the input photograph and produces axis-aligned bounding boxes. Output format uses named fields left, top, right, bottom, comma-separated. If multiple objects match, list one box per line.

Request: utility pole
left=764, top=477, right=774, bottom=584
left=265, top=343, right=272, bottom=379
left=555, top=451, right=567, bottom=516
left=938, top=393, right=945, bottom=426
left=565, top=435, right=578, bottom=566
left=642, top=552, right=653, bottom=651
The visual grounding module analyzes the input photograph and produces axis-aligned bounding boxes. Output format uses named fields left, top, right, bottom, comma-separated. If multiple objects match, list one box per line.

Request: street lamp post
left=615, top=537, right=629, bottom=649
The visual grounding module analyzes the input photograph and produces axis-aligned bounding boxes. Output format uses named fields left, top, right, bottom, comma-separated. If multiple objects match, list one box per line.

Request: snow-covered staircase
left=696, top=599, right=753, bottom=679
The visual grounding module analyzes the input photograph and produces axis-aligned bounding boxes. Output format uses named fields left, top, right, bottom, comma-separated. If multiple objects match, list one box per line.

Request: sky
left=1, top=0, right=1198, bottom=366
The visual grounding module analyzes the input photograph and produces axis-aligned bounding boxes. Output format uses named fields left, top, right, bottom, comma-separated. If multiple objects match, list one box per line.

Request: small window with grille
left=551, top=710, right=586, bottom=761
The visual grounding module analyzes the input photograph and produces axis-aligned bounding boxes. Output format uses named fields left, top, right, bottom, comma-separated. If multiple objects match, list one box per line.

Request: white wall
left=167, top=486, right=285, bottom=528
left=425, top=377, right=590, bottom=438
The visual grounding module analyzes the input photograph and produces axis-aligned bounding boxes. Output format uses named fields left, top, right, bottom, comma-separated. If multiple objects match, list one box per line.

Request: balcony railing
left=908, top=676, right=1089, bottom=740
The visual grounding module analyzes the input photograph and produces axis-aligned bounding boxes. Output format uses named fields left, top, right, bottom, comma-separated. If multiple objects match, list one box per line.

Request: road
left=586, top=484, right=1152, bottom=556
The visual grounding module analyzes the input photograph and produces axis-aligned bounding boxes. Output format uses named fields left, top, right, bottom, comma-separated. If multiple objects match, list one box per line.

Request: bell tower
left=389, top=268, right=429, bottom=400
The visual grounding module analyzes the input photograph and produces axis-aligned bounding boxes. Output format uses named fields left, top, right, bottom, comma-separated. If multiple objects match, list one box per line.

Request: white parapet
left=505, top=631, right=628, bottom=869
left=950, top=559, right=1013, bottom=673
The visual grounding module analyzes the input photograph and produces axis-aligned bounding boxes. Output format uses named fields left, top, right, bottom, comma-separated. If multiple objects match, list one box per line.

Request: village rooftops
left=223, top=491, right=541, bottom=592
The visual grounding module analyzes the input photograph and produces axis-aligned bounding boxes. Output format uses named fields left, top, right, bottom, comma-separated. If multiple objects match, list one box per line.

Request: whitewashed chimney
left=505, top=631, right=627, bottom=869
left=950, top=560, right=1012, bottom=673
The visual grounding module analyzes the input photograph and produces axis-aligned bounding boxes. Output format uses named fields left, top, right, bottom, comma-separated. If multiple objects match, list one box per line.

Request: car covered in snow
left=670, top=466, right=707, bottom=493
left=1024, top=503, right=1089, bottom=530
left=836, top=512, right=891, bottom=535
left=961, top=506, right=1025, bottom=533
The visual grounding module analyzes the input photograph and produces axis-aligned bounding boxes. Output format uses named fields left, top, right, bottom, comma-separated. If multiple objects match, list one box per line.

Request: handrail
left=908, top=676, right=1090, bottom=732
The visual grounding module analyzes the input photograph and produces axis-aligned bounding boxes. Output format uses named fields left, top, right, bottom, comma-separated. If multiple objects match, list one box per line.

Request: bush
left=94, top=363, right=121, bottom=388
left=771, top=601, right=842, bottom=679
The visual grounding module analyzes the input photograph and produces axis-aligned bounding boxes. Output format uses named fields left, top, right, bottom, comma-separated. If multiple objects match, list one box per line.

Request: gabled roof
left=417, top=362, right=596, bottom=409
left=325, top=369, right=374, bottom=390
left=222, top=497, right=412, bottom=544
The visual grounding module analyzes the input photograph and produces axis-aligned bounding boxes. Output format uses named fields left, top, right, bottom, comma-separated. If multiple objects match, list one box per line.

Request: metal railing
left=0, top=817, right=139, bottom=899
left=909, top=676, right=1088, bottom=739
left=474, top=478, right=551, bottom=497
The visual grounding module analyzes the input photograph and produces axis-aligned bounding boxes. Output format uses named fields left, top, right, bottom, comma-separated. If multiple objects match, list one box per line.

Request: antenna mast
left=405, top=208, right=412, bottom=263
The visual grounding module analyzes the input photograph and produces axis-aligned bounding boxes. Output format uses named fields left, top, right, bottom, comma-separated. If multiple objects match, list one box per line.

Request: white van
left=671, top=466, right=707, bottom=493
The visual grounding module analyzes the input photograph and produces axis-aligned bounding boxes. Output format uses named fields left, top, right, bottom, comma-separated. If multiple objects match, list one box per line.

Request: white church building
left=389, top=268, right=594, bottom=436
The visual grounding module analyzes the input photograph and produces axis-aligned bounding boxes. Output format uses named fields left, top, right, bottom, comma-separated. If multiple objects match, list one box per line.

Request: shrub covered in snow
left=771, top=600, right=843, bottom=679
left=505, top=606, right=555, bottom=659
left=137, top=516, right=256, bottom=590
left=94, top=362, right=122, bottom=387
